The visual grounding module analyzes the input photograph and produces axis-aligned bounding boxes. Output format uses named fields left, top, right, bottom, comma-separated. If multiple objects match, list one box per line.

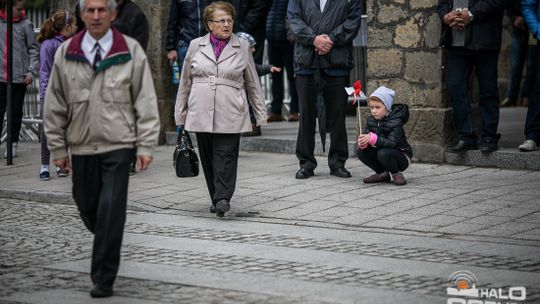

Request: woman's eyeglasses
left=210, top=18, right=234, bottom=25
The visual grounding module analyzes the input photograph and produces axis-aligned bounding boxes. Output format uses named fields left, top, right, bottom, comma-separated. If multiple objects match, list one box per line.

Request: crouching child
left=357, top=86, right=412, bottom=186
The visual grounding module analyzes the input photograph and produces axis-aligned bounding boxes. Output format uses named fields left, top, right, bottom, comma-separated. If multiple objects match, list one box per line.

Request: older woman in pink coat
left=175, top=1, right=267, bottom=218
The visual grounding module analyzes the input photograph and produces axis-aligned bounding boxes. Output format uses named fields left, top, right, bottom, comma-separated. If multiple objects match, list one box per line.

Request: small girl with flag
left=357, top=86, right=413, bottom=186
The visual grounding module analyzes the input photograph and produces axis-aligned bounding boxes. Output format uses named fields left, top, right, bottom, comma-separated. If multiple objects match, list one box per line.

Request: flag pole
left=356, top=93, right=362, bottom=136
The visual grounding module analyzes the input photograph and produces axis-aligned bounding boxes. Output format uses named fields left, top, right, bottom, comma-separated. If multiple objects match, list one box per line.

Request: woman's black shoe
left=215, top=199, right=230, bottom=218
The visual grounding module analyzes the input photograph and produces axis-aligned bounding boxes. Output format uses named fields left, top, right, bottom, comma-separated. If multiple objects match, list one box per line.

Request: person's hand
left=313, top=34, right=333, bottom=55
left=136, top=155, right=153, bottom=171
left=270, top=66, right=282, bottom=73
left=444, top=11, right=464, bottom=29
left=458, top=9, right=473, bottom=27
left=23, top=74, right=33, bottom=85
left=167, top=50, right=178, bottom=64
left=357, top=134, right=370, bottom=148
left=514, top=16, right=526, bottom=31
left=53, top=156, right=72, bottom=173
left=176, top=125, right=184, bottom=134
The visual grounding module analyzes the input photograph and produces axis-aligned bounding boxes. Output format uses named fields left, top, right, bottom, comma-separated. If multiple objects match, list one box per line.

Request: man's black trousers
left=295, top=73, right=349, bottom=171
left=196, top=133, right=240, bottom=203
left=71, top=148, right=134, bottom=289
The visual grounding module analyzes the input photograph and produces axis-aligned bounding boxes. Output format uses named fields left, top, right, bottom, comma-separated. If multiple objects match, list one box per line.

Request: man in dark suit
left=288, top=0, right=361, bottom=179
left=438, top=0, right=506, bottom=153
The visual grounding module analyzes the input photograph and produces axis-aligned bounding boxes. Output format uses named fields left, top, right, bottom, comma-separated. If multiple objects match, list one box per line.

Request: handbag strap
left=177, top=130, right=194, bottom=147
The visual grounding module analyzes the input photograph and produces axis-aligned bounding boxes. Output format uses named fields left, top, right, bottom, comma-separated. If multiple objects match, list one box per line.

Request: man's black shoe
left=215, top=199, right=230, bottom=218
left=330, top=167, right=351, bottom=178
left=90, top=286, right=113, bottom=298
left=295, top=168, right=314, bottom=179
left=446, top=140, right=478, bottom=153
left=479, top=136, right=499, bottom=153
left=209, top=203, right=216, bottom=213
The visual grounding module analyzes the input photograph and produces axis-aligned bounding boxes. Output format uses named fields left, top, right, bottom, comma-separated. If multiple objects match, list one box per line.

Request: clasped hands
left=443, top=8, right=472, bottom=30
left=313, top=34, right=333, bottom=55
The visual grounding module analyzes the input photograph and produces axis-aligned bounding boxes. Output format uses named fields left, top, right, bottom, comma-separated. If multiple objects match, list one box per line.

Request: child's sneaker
left=56, top=167, right=68, bottom=177
left=363, top=172, right=391, bottom=183
left=40, top=171, right=51, bottom=181
left=392, top=172, right=407, bottom=186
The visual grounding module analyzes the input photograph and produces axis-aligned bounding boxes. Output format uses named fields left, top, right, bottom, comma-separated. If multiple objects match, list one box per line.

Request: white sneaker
left=4, top=142, right=17, bottom=158
left=518, top=140, right=538, bottom=152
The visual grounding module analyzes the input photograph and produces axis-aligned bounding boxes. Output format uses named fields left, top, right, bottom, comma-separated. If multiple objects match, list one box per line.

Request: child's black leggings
left=357, top=147, right=409, bottom=174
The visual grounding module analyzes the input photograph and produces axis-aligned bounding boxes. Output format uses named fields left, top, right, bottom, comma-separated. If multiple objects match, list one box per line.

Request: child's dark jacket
left=363, top=104, right=413, bottom=159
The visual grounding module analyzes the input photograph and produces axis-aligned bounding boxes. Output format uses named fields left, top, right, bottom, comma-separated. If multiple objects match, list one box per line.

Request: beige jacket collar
left=199, top=34, right=242, bottom=64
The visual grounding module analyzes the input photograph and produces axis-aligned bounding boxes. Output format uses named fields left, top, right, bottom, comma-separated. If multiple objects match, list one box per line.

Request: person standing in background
left=166, top=0, right=197, bottom=73
left=501, top=1, right=532, bottom=108
left=520, top=0, right=540, bottom=151
left=438, top=0, right=506, bottom=153
left=113, top=0, right=149, bottom=50
left=37, top=9, right=77, bottom=180
left=0, top=0, right=38, bottom=158
left=266, top=0, right=299, bottom=123
left=288, top=0, right=361, bottom=179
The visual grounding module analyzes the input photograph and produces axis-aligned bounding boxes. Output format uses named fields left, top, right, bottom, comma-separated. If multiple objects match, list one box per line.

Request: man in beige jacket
left=44, top=0, right=160, bottom=298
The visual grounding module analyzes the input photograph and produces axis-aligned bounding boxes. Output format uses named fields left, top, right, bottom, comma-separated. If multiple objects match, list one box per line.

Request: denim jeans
left=446, top=47, right=500, bottom=143
left=525, top=44, right=540, bottom=142
left=507, top=29, right=532, bottom=99
left=173, top=42, right=189, bottom=95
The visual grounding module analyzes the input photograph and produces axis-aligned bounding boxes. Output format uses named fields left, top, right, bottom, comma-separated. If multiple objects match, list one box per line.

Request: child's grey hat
left=236, top=32, right=256, bottom=47
left=370, top=86, right=395, bottom=111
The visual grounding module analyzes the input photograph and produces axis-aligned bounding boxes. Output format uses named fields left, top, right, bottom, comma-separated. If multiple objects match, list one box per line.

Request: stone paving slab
left=46, top=260, right=446, bottom=304
left=2, top=290, right=163, bottom=304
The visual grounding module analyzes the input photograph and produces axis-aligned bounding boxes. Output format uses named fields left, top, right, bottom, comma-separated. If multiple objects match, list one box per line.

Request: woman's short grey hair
left=79, top=0, right=117, bottom=12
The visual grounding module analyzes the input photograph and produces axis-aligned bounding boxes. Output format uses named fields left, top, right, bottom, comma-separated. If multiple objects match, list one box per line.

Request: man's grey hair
left=79, top=0, right=117, bottom=12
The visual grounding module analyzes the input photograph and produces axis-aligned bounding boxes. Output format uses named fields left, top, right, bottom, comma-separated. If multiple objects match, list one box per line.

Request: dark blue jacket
left=363, top=104, right=413, bottom=159
left=166, top=0, right=198, bottom=51
left=438, top=0, right=505, bottom=51
left=287, top=0, right=361, bottom=70
left=266, top=0, right=289, bottom=41
left=522, top=0, right=540, bottom=39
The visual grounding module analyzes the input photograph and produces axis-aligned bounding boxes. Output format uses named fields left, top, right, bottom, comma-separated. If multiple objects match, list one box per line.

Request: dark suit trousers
left=196, top=133, right=240, bottom=203
left=295, top=73, right=349, bottom=171
left=71, top=148, right=134, bottom=289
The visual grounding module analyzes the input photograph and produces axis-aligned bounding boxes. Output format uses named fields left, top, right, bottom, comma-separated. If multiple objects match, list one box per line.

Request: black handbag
left=173, top=130, right=199, bottom=177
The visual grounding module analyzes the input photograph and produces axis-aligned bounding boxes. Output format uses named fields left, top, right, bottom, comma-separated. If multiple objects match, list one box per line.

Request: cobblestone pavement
left=1, top=198, right=539, bottom=303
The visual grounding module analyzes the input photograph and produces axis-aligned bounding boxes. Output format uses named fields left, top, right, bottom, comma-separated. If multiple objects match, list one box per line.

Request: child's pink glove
left=357, top=132, right=378, bottom=149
